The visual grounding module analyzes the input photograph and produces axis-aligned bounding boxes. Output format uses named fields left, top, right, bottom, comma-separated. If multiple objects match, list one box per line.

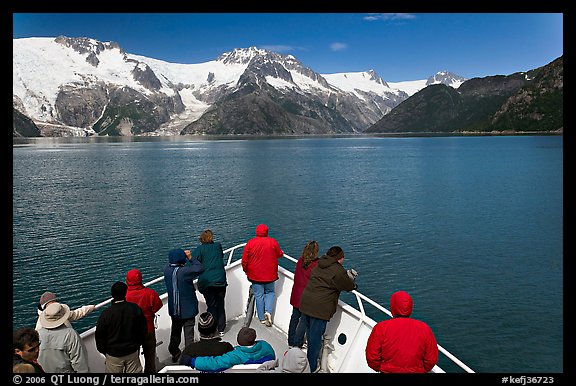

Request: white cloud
left=330, top=42, right=348, bottom=51
left=363, top=13, right=416, bottom=21
left=259, top=45, right=298, bottom=53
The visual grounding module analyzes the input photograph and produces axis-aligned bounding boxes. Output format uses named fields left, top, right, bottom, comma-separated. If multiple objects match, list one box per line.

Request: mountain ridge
left=365, top=56, right=563, bottom=134
left=18, top=36, right=556, bottom=138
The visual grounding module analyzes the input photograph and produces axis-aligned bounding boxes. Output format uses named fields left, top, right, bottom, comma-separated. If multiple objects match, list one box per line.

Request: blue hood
left=169, top=248, right=187, bottom=264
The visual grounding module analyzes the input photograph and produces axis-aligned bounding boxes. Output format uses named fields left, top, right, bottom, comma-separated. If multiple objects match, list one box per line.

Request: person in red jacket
left=126, top=268, right=163, bottom=373
left=287, top=240, right=319, bottom=348
left=241, top=224, right=284, bottom=327
left=365, top=290, right=438, bottom=373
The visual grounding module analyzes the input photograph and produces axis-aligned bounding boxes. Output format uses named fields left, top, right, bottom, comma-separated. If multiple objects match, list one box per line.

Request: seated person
left=181, top=326, right=275, bottom=372
left=258, top=346, right=310, bottom=373
left=179, top=311, right=233, bottom=364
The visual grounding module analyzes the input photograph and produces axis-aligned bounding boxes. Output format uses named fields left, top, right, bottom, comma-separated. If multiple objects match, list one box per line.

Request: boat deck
left=158, top=314, right=290, bottom=370
left=82, top=244, right=473, bottom=374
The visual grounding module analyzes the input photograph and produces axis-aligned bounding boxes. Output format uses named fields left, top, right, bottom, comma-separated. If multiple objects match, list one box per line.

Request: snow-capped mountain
left=388, top=71, right=467, bottom=97
left=426, top=70, right=467, bottom=88
left=13, top=36, right=185, bottom=136
left=321, top=70, right=408, bottom=106
left=13, top=36, right=466, bottom=137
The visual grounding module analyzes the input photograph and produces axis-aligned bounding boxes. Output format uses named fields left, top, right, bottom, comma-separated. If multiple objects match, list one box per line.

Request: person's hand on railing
left=347, top=268, right=358, bottom=281
left=347, top=268, right=358, bottom=290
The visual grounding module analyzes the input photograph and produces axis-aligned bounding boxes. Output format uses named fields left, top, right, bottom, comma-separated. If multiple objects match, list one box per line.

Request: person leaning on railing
left=298, top=246, right=358, bottom=373
left=34, top=291, right=95, bottom=331
left=365, top=290, right=438, bottom=373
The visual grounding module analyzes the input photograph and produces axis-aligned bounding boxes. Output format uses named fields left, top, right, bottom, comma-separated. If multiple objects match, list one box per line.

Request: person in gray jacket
left=37, top=302, right=90, bottom=373
left=299, top=246, right=357, bottom=372
left=258, top=346, right=311, bottom=373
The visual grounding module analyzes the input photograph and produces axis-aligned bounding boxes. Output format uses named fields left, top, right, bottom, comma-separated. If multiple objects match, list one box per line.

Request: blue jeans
left=288, top=307, right=306, bottom=347
left=251, top=282, right=276, bottom=321
left=302, top=313, right=327, bottom=372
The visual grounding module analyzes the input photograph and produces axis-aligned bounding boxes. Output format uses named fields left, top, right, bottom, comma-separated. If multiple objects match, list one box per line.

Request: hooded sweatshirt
left=257, top=346, right=311, bottom=373
left=163, top=249, right=205, bottom=319
left=241, top=224, right=284, bottom=283
left=365, top=291, right=439, bottom=373
left=279, top=347, right=310, bottom=373
left=299, top=252, right=356, bottom=321
left=126, top=269, right=163, bottom=333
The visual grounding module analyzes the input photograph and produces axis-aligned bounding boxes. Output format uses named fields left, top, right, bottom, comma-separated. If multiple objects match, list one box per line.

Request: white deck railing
left=220, top=243, right=475, bottom=374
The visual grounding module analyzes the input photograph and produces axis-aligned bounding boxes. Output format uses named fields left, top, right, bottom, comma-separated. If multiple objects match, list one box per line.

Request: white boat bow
left=80, top=243, right=474, bottom=373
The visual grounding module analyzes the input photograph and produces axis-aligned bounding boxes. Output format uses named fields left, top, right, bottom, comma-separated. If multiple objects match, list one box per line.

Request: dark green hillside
left=13, top=108, right=41, bottom=137
left=92, top=87, right=172, bottom=136
left=490, top=56, right=563, bottom=132
left=366, top=56, right=563, bottom=134
left=364, top=85, right=464, bottom=132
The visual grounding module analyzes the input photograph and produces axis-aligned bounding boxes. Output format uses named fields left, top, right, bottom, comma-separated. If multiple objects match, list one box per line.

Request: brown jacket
left=299, top=254, right=355, bottom=320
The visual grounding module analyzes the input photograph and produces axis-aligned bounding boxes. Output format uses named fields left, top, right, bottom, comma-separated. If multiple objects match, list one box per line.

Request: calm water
left=12, top=135, right=563, bottom=373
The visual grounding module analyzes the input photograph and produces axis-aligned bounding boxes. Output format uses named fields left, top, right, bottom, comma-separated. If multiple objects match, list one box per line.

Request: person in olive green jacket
left=299, top=246, right=357, bottom=372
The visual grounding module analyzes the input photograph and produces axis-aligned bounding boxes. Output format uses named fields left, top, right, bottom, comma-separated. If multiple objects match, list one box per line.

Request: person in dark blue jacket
left=163, top=248, right=204, bottom=363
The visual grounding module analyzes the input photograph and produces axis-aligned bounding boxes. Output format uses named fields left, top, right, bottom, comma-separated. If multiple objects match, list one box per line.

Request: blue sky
left=13, top=13, right=563, bottom=82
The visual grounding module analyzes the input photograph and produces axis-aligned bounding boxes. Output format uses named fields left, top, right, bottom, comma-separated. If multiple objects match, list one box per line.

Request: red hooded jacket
left=125, top=269, right=163, bottom=333
left=365, top=291, right=438, bottom=373
left=241, top=224, right=284, bottom=283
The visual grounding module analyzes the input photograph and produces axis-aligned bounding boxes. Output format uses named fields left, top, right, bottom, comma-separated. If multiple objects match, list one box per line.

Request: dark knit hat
left=111, top=281, right=127, bottom=301
left=237, top=326, right=256, bottom=346
left=197, top=312, right=217, bottom=336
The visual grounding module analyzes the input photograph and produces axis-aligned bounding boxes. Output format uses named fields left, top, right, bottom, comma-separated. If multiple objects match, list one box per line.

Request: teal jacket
left=192, top=242, right=227, bottom=292
left=192, top=340, right=275, bottom=372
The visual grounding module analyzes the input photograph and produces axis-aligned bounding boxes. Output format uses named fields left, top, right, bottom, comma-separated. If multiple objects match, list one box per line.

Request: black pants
left=202, top=286, right=227, bottom=333
left=168, top=316, right=195, bottom=356
left=142, top=330, right=157, bottom=373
